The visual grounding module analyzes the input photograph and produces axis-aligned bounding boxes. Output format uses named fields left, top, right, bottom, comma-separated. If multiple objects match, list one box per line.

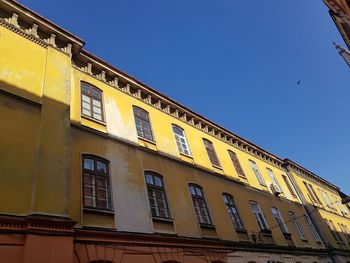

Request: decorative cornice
left=284, top=159, right=339, bottom=192
left=74, top=228, right=228, bottom=250
left=0, top=0, right=84, bottom=55
left=0, top=214, right=76, bottom=235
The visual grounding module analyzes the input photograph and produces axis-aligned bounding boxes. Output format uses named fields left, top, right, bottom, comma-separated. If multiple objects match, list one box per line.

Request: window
left=318, top=189, right=334, bottom=210
left=172, top=125, right=191, bottom=155
left=288, top=211, right=306, bottom=240
left=145, top=172, right=170, bottom=218
left=203, top=139, right=220, bottom=167
left=282, top=175, right=297, bottom=198
left=250, top=201, right=269, bottom=230
left=228, top=151, right=245, bottom=178
left=189, top=184, right=212, bottom=225
left=304, top=215, right=321, bottom=242
left=81, top=82, right=104, bottom=121
left=271, top=207, right=288, bottom=234
left=339, top=223, right=350, bottom=242
left=303, top=182, right=321, bottom=205
left=249, top=160, right=266, bottom=186
left=133, top=106, right=154, bottom=141
left=327, top=220, right=343, bottom=243
left=267, top=169, right=282, bottom=192
left=82, top=155, right=112, bottom=210
left=222, top=193, right=244, bottom=230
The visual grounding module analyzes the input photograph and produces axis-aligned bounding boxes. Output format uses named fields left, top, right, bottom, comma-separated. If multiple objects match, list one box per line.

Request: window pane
left=84, top=196, right=93, bottom=207
left=82, top=108, right=92, bottom=117
left=81, top=84, right=90, bottom=94
left=145, top=174, right=154, bottom=185
left=82, top=94, right=91, bottom=102
left=96, top=161, right=107, bottom=174
left=154, top=176, right=163, bottom=187
left=84, top=159, right=94, bottom=170
left=172, top=126, right=183, bottom=136
left=92, top=89, right=102, bottom=99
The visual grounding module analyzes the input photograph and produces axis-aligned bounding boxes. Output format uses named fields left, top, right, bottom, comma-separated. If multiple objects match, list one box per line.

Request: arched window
left=271, top=207, right=288, bottom=234
left=305, top=215, right=321, bottom=242
left=288, top=211, right=306, bottom=240
left=81, top=82, right=104, bottom=121
left=172, top=124, right=191, bottom=155
left=249, top=201, right=268, bottom=230
left=203, top=138, right=220, bottom=167
left=145, top=172, right=170, bottom=218
left=133, top=106, right=154, bottom=141
left=189, top=184, right=212, bottom=225
left=222, top=193, right=244, bottom=230
left=249, top=160, right=266, bottom=186
left=82, top=155, right=112, bottom=211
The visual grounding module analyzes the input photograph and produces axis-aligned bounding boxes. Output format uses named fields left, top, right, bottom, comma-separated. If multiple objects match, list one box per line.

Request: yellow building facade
left=0, top=0, right=349, bottom=262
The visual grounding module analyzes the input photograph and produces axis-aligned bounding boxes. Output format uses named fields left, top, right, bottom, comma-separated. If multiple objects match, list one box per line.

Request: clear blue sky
left=20, top=0, right=350, bottom=193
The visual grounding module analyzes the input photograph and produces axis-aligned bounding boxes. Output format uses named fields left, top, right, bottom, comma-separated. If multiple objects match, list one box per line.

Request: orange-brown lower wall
left=0, top=231, right=337, bottom=263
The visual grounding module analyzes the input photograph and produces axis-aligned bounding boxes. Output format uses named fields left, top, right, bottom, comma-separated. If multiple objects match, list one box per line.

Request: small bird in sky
left=297, top=80, right=301, bottom=85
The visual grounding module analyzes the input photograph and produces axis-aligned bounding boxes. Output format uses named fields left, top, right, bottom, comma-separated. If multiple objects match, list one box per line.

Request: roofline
left=79, top=49, right=285, bottom=164
left=284, top=158, right=339, bottom=191
left=1, top=0, right=84, bottom=46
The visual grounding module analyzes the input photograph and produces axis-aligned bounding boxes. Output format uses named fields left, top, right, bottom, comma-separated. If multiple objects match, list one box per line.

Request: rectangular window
left=82, top=155, right=112, bottom=211
left=271, top=207, right=288, bottom=234
left=249, top=160, right=266, bottom=186
left=228, top=151, right=245, bottom=178
left=81, top=83, right=104, bottom=121
left=328, top=220, right=344, bottom=243
left=250, top=202, right=269, bottom=230
left=145, top=172, right=170, bottom=218
left=340, top=224, right=350, bottom=242
left=189, top=184, right=212, bottom=225
left=172, top=125, right=191, bottom=156
left=289, top=211, right=306, bottom=240
left=133, top=106, right=154, bottom=141
left=318, top=189, right=334, bottom=210
left=303, top=182, right=321, bottom=205
left=223, top=193, right=244, bottom=230
left=203, top=139, right=221, bottom=167
left=282, top=175, right=297, bottom=197
left=305, top=215, right=321, bottom=242
left=267, top=168, right=282, bottom=193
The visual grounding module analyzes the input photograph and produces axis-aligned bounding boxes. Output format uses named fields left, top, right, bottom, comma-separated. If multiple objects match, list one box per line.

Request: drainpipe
left=282, top=163, right=334, bottom=262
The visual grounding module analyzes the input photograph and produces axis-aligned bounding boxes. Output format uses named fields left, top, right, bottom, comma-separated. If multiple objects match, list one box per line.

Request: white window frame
left=250, top=201, right=269, bottom=230
left=172, top=125, right=191, bottom=156
left=249, top=160, right=266, bottom=186
left=271, top=207, right=289, bottom=234
left=288, top=211, right=306, bottom=240
left=319, top=189, right=333, bottom=209
left=305, top=215, right=321, bottom=242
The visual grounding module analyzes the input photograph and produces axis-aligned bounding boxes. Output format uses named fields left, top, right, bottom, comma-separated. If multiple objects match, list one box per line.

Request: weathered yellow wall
left=71, top=69, right=300, bottom=204
left=291, top=170, right=350, bottom=249
left=0, top=25, right=46, bottom=214
left=0, top=25, right=72, bottom=216
left=71, top=126, right=320, bottom=248
left=0, top=26, right=46, bottom=103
